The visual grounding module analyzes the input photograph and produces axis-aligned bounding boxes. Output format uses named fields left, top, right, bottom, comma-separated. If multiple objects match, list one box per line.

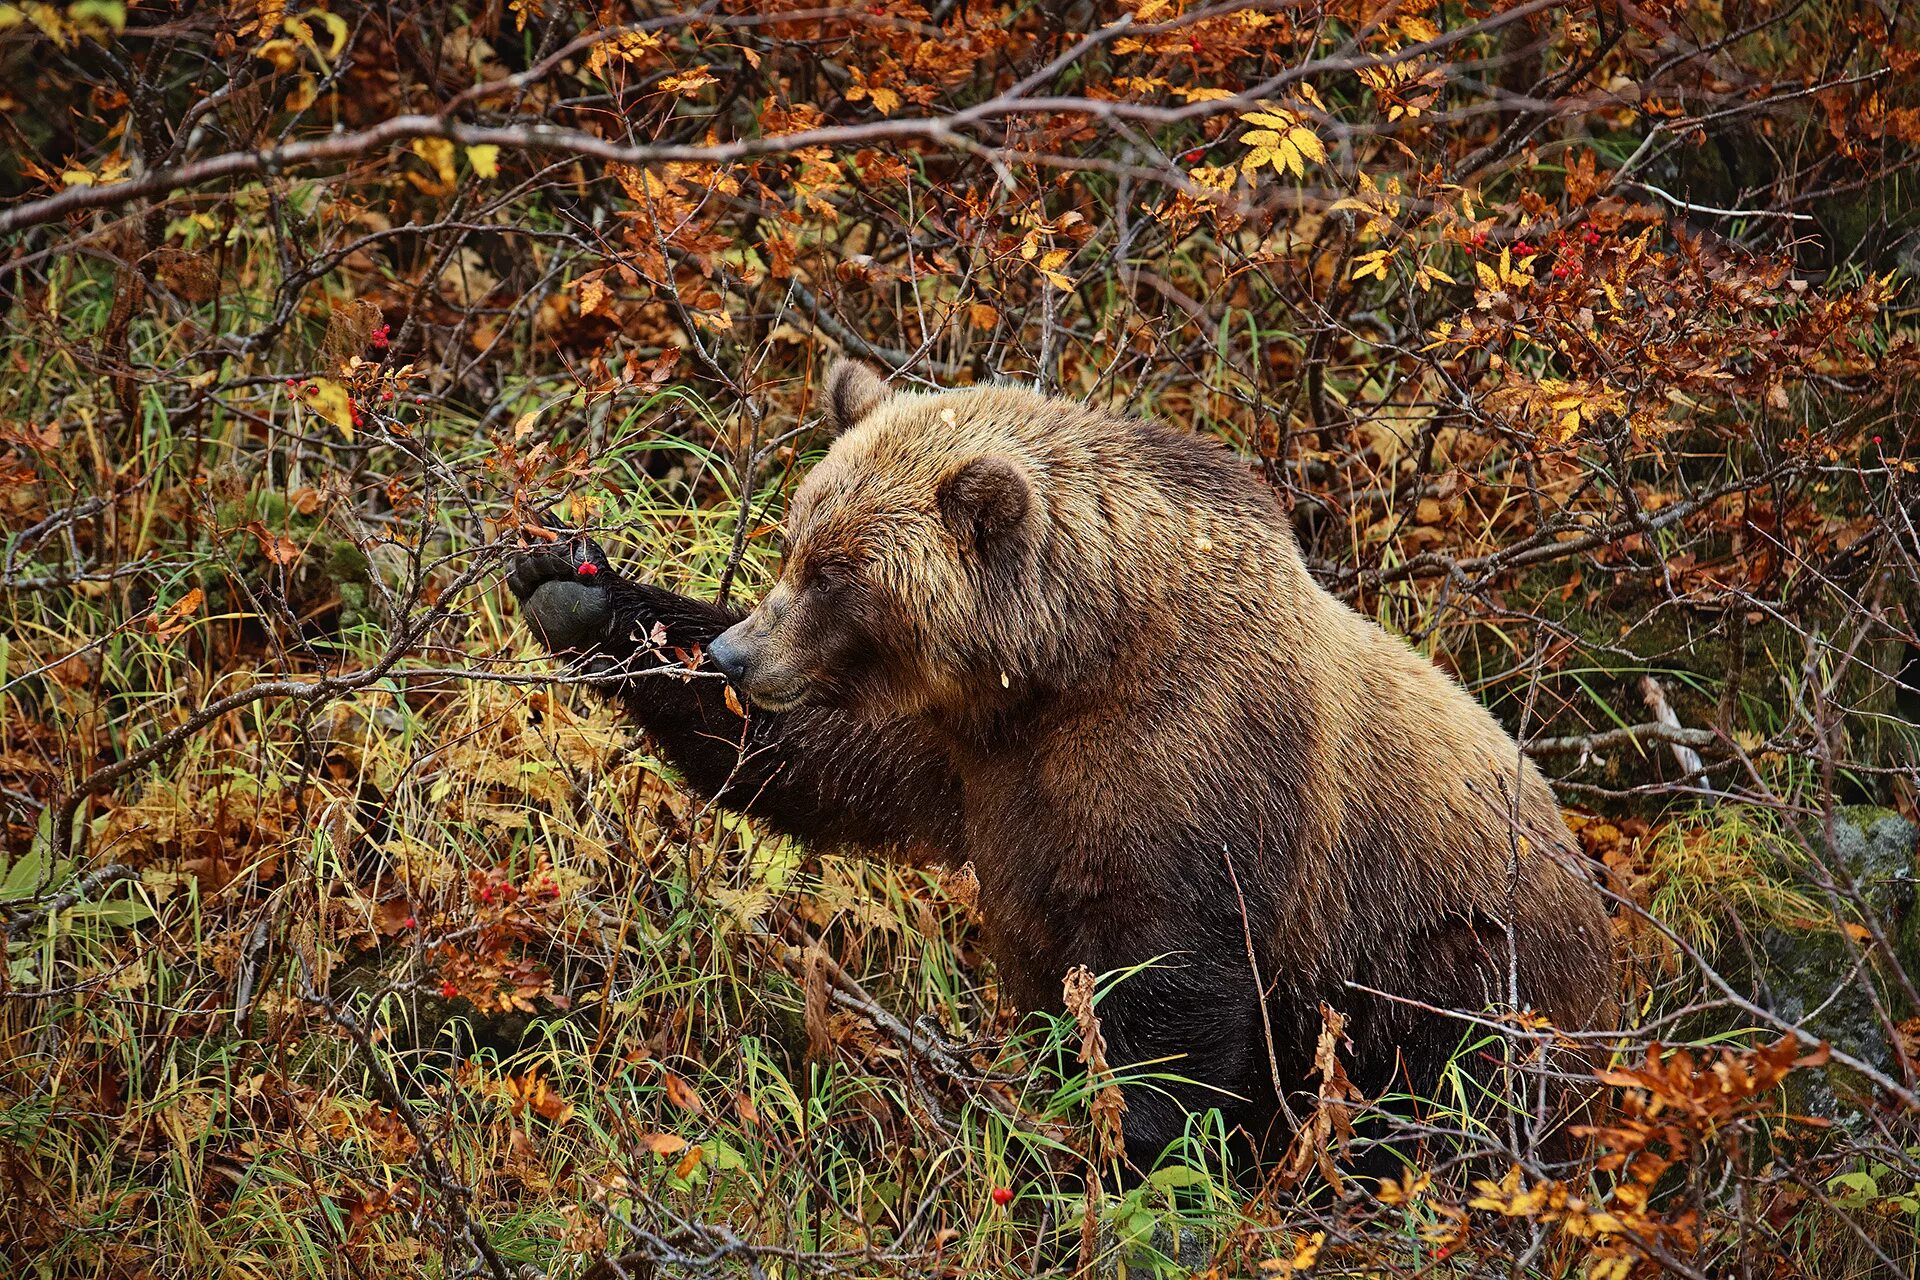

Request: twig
left=1, top=864, right=134, bottom=939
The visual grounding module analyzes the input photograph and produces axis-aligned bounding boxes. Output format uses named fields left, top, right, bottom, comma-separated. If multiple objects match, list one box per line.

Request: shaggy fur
left=509, top=361, right=1615, bottom=1170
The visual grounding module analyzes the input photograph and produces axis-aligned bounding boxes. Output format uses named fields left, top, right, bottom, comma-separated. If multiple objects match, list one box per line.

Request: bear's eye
left=811, top=561, right=858, bottom=596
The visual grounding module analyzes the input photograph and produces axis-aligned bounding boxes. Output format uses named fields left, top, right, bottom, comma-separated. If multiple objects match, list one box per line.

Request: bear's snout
left=708, top=609, right=810, bottom=711
left=707, top=623, right=753, bottom=682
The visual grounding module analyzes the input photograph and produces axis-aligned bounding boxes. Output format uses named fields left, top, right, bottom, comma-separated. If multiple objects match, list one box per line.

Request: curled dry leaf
left=147, top=588, right=203, bottom=642
left=1277, top=1002, right=1360, bottom=1194
left=1062, top=964, right=1127, bottom=1167
left=804, top=945, right=833, bottom=1060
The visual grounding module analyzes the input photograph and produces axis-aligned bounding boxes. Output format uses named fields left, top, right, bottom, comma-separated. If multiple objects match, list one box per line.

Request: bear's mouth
left=743, top=680, right=810, bottom=713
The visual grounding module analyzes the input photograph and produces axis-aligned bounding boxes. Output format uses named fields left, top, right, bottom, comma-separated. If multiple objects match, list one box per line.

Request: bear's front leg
left=503, top=525, right=964, bottom=859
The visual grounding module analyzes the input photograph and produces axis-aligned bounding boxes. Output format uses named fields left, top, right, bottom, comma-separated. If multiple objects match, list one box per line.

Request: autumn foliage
left=1, top=0, right=1918, bottom=1276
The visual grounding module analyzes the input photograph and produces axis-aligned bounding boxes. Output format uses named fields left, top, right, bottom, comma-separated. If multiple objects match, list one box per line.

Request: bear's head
left=707, top=360, right=1056, bottom=722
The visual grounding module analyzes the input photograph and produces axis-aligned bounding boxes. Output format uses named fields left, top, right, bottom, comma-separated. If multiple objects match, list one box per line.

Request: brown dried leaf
left=246, top=522, right=301, bottom=566
left=1063, top=964, right=1127, bottom=1167
left=804, top=946, right=833, bottom=1060
left=661, top=1070, right=706, bottom=1116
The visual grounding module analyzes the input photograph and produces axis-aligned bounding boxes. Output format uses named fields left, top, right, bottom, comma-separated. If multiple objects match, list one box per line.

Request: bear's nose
left=707, top=625, right=751, bottom=682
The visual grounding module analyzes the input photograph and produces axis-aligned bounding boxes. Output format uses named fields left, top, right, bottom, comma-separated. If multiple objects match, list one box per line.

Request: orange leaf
left=247, top=522, right=301, bottom=566
left=148, top=588, right=204, bottom=642
left=636, top=1131, right=688, bottom=1156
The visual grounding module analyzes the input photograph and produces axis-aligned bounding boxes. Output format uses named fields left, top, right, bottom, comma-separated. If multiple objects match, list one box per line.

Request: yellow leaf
left=286, top=75, right=319, bottom=113
left=1241, top=128, right=1281, bottom=147
left=308, top=8, right=347, bottom=57
left=257, top=37, right=300, bottom=72
left=1475, top=260, right=1500, bottom=291
left=659, top=65, right=718, bottom=98
left=300, top=378, right=357, bottom=437
left=410, top=137, right=457, bottom=193
left=1351, top=249, right=1391, bottom=282
left=1288, top=126, right=1325, bottom=165
left=1241, top=111, right=1297, bottom=129
left=465, top=144, right=500, bottom=178
left=1275, top=137, right=1303, bottom=178
left=1292, top=1231, right=1324, bottom=1268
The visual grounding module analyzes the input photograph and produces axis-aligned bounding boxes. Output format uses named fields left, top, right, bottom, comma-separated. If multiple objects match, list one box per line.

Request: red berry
left=1873, top=435, right=1883, bottom=445
left=370, top=323, right=391, bottom=349
left=1512, top=240, right=1533, bottom=255
left=1181, top=147, right=1206, bottom=163
left=577, top=562, right=599, bottom=577
left=440, top=980, right=459, bottom=998
left=991, top=1186, right=1014, bottom=1207
left=403, top=915, right=418, bottom=929
left=1552, top=264, right=1568, bottom=278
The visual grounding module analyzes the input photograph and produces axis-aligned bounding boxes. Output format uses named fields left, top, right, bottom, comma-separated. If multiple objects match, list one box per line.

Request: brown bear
left=508, top=360, right=1615, bottom=1171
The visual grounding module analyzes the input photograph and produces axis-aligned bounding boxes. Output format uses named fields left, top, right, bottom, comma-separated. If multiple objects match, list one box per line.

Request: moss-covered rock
left=1760, top=807, right=1918, bottom=1114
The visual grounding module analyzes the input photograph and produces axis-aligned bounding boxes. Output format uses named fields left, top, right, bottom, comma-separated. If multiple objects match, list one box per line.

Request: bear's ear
left=938, top=455, right=1031, bottom=553
left=822, top=359, right=893, bottom=437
